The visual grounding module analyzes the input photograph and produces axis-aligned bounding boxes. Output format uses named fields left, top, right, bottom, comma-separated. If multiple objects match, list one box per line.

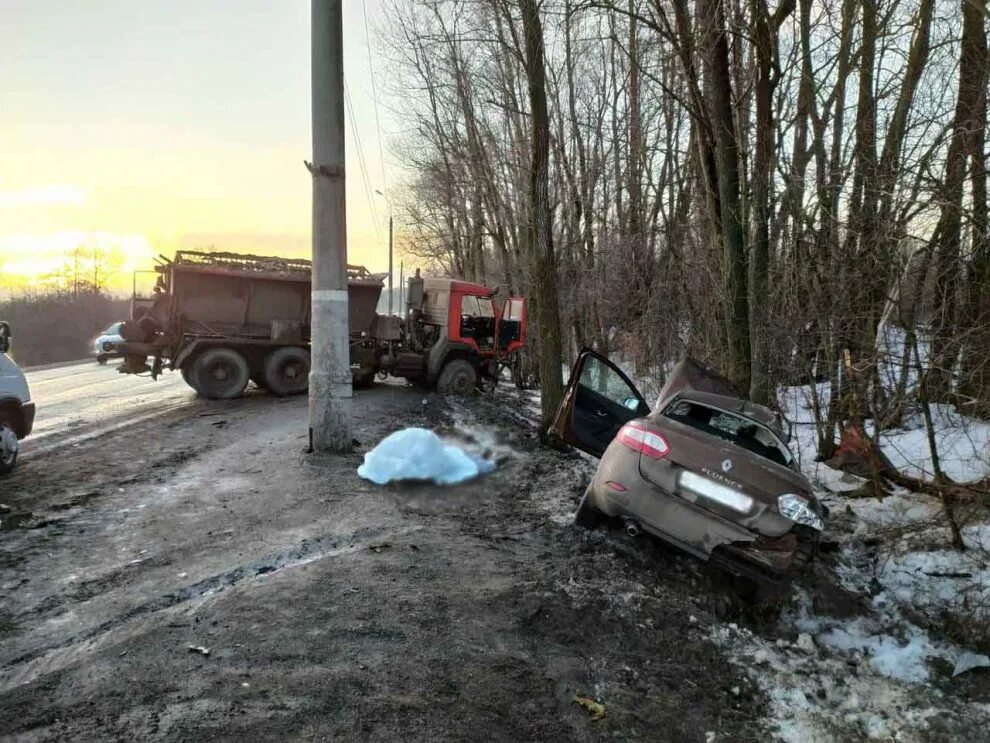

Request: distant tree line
left=0, top=291, right=129, bottom=367
left=0, top=245, right=130, bottom=366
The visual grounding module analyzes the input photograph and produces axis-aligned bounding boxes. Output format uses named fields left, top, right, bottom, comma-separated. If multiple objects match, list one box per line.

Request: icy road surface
left=22, top=360, right=194, bottom=456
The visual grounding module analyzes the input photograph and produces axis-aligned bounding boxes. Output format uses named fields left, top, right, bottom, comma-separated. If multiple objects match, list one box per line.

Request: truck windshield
left=661, top=399, right=792, bottom=467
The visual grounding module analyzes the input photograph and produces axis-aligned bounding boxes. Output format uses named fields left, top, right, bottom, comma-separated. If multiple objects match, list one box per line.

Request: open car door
left=497, top=297, right=526, bottom=355
left=550, top=349, right=650, bottom=458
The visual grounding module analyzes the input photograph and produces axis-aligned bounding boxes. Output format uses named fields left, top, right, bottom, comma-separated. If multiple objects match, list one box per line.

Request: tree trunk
left=520, top=0, right=565, bottom=433
left=748, top=0, right=794, bottom=405
left=929, top=0, right=988, bottom=399
left=697, top=0, right=751, bottom=393
left=955, top=0, right=990, bottom=413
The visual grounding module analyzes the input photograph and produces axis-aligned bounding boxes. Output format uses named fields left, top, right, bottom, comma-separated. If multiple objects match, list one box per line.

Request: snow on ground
left=778, top=380, right=990, bottom=485
left=735, top=382, right=990, bottom=739
left=880, top=405, right=990, bottom=483
left=712, top=621, right=948, bottom=742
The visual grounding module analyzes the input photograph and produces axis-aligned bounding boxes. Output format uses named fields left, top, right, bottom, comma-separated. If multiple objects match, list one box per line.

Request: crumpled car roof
left=653, top=357, right=789, bottom=441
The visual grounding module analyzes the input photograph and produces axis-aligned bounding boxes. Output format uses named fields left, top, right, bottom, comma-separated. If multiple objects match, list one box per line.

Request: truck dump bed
left=166, top=251, right=383, bottom=337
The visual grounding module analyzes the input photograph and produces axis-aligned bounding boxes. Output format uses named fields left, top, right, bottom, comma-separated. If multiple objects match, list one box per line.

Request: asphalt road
left=22, top=360, right=196, bottom=457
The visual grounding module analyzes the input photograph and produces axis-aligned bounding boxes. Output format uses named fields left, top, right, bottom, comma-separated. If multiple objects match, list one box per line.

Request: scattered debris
left=369, top=542, right=391, bottom=553
left=187, top=645, right=211, bottom=656
left=572, top=694, right=605, bottom=721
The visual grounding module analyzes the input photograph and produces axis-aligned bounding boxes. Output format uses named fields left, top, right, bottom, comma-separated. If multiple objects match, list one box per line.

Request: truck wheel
left=193, top=348, right=250, bottom=400
left=437, top=359, right=477, bottom=395
left=353, top=366, right=376, bottom=389
left=262, top=347, right=310, bottom=396
left=0, top=424, right=19, bottom=476
left=180, top=365, right=201, bottom=395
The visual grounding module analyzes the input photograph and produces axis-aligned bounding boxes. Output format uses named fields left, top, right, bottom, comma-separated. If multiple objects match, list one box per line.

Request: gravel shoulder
left=0, top=382, right=766, bottom=741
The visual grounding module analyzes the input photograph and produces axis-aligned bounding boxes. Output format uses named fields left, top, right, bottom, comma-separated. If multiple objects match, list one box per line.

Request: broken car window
left=662, top=399, right=792, bottom=467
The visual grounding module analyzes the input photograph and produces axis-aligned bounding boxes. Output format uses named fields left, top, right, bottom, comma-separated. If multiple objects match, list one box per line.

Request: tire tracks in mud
left=0, top=525, right=401, bottom=689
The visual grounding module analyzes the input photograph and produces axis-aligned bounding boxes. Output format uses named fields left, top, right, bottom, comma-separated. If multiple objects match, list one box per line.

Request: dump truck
left=118, top=250, right=526, bottom=399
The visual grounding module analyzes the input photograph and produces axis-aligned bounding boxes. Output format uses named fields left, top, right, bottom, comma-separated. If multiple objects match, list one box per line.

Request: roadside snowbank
left=778, top=384, right=990, bottom=485
left=713, top=621, right=950, bottom=742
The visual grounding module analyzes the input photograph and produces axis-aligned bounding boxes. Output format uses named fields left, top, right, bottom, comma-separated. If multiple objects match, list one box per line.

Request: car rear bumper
left=588, top=443, right=817, bottom=584
left=712, top=528, right=819, bottom=585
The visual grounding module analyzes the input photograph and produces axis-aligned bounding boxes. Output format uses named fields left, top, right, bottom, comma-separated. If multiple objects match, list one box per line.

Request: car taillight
left=616, top=422, right=670, bottom=459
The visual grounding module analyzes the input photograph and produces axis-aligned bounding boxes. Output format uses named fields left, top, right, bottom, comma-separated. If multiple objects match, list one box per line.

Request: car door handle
left=595, top=410, right=609, bottom=418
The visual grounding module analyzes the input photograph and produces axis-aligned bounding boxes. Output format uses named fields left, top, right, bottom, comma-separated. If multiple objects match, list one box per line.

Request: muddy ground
left=0, top=381, right=775, bottom=741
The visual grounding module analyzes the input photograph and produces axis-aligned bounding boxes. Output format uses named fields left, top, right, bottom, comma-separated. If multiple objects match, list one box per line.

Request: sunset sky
left=0, top=0, right=399, bottom=293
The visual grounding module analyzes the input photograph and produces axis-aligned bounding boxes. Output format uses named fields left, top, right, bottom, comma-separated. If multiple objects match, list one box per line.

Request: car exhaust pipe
left=621, top=517, right=641, bottom=538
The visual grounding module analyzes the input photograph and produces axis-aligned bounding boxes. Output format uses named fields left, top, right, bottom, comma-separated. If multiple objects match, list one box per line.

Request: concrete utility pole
left=388, top=214, right=394, bottom=315
left=375, top=189, right=394, bottom=315
left=308, top=0, right=352, bottom=452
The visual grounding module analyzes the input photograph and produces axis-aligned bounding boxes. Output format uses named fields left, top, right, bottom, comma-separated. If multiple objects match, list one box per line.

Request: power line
left=362, top=0, right=388, bottom=195
left=344, top=81, right=383, bottom=238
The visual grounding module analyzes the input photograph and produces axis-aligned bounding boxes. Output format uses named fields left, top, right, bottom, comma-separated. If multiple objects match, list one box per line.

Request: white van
left=0, top=322, right=35, bottom=475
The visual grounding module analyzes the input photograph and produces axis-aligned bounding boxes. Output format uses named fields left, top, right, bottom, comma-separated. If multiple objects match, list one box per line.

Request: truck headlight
left=777, top=494, right=824, bottom=531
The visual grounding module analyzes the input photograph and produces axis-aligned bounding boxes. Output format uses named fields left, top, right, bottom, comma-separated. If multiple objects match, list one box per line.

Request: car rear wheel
left=437, top=359, right=477, bottom=395
left=262, top=346, right=310, bottom=396
left=192, top=348, right=250, bottom=400
left=574, top=487, right=604, bottom=529
left=0, top=424, right=19, bottom=476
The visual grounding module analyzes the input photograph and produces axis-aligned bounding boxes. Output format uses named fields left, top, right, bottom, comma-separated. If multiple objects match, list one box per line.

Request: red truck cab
left=440, top=279, right=526, bottom=357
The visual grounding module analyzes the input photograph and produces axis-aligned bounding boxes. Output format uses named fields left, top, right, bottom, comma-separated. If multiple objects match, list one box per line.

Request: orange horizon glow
left=2, top=1, right=399, bottom=295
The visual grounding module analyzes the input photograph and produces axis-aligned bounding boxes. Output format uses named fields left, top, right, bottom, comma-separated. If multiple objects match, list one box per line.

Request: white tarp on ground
left=357, top=427, right=495, bottom=485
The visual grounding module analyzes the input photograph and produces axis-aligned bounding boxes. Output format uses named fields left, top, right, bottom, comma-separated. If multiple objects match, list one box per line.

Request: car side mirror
left=622, top=396, right=640, bottom=411
left=0, top=322, right=10, bottom=354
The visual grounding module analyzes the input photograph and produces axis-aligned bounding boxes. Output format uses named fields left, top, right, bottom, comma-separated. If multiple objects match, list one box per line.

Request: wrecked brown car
left=552, top=351, right=824, bottom=585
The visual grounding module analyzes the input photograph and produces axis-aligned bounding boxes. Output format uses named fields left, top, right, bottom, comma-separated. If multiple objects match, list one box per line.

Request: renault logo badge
left=722, top=459, right=733, bottom=473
